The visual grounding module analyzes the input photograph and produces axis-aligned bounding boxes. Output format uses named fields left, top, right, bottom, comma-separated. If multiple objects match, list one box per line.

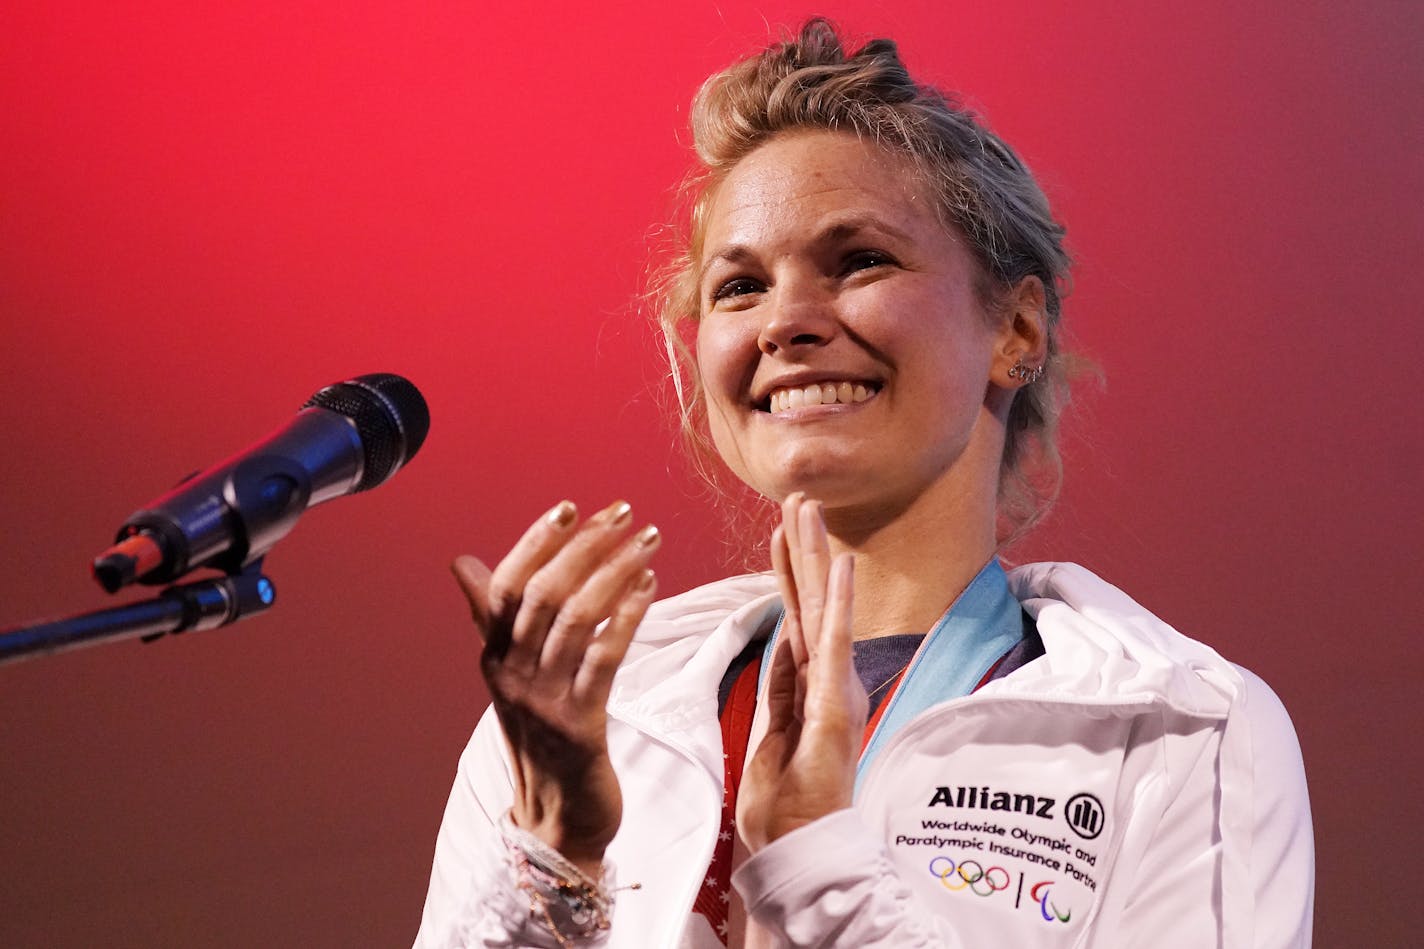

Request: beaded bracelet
left=499, top=812, right=618, bottom=946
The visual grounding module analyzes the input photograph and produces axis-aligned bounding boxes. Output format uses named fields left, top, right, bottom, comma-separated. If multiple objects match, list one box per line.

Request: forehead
left=701, top=130, right=939, bottom=247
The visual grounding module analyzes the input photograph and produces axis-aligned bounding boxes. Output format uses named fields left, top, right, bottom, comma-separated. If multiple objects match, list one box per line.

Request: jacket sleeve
left=1236, top=667, right=1314, bottom=947
left=731, top=809, right=968, bottom=948
left=413, top=707, right=614, bottom=949
left=1111, top=668, right=1314, bottom=949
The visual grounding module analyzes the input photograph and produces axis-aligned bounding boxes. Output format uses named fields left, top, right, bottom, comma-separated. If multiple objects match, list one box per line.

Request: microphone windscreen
left=303, top=373, right=430, bottom=491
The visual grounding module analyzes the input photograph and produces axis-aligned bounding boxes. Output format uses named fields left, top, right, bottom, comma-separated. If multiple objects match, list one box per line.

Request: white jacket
left=416, top=562, right=1313, bottom=948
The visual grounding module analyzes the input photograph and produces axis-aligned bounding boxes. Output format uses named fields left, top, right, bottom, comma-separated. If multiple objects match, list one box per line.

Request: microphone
left=91, top=373, right=430, bottom=593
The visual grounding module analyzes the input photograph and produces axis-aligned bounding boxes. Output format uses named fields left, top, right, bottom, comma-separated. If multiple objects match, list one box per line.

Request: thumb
left=450, top=554, right=493, bottom=636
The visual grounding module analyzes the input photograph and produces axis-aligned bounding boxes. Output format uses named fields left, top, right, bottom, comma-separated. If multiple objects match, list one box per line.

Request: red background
left=2, top=2, right=1419, bottom=945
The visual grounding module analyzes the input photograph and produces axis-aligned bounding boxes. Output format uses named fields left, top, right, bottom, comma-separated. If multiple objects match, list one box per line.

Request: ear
left=990, top=275, right=1049, bottom=387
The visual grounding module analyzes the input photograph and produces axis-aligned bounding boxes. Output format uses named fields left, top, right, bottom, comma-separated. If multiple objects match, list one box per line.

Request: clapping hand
left=737, top=493, right=868, bottom=852
left=451, top=500, right=661, bottom=876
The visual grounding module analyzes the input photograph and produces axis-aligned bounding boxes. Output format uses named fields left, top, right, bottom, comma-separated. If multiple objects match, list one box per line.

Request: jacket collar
left=606, top=562, right=1245, bottom=767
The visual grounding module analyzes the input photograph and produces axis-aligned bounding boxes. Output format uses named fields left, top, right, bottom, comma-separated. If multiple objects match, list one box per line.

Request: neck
left=822, top=475, right=999, bottom=639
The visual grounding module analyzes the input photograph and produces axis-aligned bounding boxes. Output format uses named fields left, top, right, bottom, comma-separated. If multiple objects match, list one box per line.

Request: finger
left=771, top=524, right=810, bottom=714
left=486, top=499, right=582, bottom=626
left=759, top=635, right=803, bottom=745
left=820, top=553, right=856, bottom=678
left=795, top=500, right=832, bottom=660
left=770, top=525, right=808, bottom=668
left=780, top=492, right=805, bottom=595
left=541, top=523, right=661, bottom=679
left=508, top=500, right=637, bottom=670
left=451, top=554, right=493, bottom=628
left=572, top=567, right=658, bottom=703
left=807, top=553, right=865, bottom=728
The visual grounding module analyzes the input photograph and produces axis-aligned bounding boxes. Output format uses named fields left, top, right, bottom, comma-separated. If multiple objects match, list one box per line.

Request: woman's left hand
left=737, top=493, right=869, bottom=852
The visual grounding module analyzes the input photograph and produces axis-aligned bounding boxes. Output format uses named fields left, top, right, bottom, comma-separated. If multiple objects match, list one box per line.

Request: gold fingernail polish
left=546, top=500, right=576, bottom=528
left=635, top=524, right=660, bottom=547
left=636, top=568, right=656, bottom=592
left=607, top=500, right=632, bottom=525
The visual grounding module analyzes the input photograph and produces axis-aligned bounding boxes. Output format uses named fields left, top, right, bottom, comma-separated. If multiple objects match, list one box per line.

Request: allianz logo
left=926, top=785, right=1107, bottom=840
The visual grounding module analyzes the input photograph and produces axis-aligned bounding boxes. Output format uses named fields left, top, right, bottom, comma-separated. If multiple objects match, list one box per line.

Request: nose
left=757, top=280, right=837, bottom=356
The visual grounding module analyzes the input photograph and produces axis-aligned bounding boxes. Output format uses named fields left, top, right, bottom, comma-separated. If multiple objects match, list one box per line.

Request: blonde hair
left=651, top=18, right=1082, bottom=553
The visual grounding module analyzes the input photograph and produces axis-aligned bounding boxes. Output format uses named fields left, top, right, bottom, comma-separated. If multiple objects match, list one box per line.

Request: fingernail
left=546, top=500, right=576, bottom=528
left=635, top=568, right=656, bottom=592
left=607, top=500, right=632, bottom=526
left=634, top=524, right=660, bottom=548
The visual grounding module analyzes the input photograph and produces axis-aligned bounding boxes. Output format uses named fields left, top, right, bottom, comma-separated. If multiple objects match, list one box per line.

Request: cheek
left=694, top=319, right=751, bottom=408
left=694, top=323, right=759, bottom=480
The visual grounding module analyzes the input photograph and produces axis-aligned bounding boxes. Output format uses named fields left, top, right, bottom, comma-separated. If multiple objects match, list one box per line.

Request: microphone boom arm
left=0, top=562, right=276, bottom=666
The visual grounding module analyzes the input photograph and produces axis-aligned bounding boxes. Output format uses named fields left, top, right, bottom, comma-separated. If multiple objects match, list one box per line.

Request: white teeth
left=767, top=382, right=875, bottom=412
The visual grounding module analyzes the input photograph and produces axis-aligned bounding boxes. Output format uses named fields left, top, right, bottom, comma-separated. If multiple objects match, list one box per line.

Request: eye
left=842, top=250, right=895, bottom=274
left=710, top=276, right=765, bottom=303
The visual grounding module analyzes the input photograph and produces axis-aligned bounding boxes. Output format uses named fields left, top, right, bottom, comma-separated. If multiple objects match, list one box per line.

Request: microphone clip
left=140, top=558, right=278, bottom=644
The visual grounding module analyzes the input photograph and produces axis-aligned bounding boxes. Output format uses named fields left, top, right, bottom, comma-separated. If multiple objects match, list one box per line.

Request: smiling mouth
left=762, top=381, right=879, bottom=413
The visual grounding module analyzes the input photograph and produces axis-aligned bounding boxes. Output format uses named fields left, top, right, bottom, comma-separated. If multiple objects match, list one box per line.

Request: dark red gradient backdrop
left=2, top=3, right=1419, bottom=945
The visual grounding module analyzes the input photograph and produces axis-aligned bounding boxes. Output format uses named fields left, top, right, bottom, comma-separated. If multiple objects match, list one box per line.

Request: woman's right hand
left=450, top=499, right=661, bottom=878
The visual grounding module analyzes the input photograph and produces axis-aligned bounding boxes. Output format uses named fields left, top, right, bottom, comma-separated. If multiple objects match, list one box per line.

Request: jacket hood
left=1003, top=562, right=1243, bottom=720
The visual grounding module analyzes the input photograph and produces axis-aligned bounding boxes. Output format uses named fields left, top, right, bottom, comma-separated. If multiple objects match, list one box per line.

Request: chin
left=752, top=446, right=882, bottom=506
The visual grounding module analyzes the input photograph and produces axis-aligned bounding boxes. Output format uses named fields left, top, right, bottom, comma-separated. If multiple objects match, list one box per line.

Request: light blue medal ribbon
left=759, top=559, right=1024, bottom=798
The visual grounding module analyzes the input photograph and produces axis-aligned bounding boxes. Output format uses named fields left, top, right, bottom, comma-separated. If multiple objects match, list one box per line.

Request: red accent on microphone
left=91, top=533, right=164, bottom=593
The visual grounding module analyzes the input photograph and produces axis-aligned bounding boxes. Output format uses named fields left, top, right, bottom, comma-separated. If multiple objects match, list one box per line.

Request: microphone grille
left=303, top=373, right=431, bottom=492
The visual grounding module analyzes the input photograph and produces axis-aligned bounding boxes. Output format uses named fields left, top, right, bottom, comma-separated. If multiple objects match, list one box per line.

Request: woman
left=416, top=20, right=1313, bottom=948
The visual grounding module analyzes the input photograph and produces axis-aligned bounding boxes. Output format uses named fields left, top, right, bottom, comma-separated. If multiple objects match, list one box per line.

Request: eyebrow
left=819, top=213, right=915, bottom=245
left=699, top=213, right=916, bottom=286
left=698, top=246, right=756, bottom=286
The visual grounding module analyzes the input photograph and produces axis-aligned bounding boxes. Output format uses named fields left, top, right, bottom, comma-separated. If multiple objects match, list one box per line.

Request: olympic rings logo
left=926, top=857, right=1072, bottom=923
left=928, top=857, right=1011, bottom=897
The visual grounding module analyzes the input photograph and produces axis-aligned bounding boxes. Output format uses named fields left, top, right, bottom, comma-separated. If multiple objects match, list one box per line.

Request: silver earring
left=1008, top=360, right=1044, bottom=384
